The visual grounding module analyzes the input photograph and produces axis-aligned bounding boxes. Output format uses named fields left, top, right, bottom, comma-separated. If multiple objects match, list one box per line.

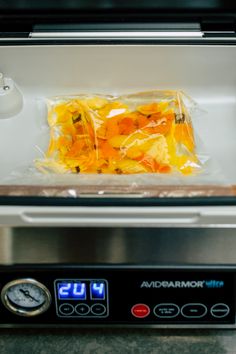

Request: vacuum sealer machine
left=0, top=0, right=236, bottom=328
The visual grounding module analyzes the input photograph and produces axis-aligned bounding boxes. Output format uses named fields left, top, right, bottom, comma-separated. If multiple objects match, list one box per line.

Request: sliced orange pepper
left=165, top=113, right=175, bottom=121
left=106, top=119, right=120, bottom=139
left=119, top=117, right=136, bottom=135
left=144, top=119, right=172, bottom=136
left=136, top=115, right=149, bottom=129
left=66, top=140, right=86, bottom=158
left=137, top=103, right=161, bottom=115
left=73, top=122, right=85, bottom=134
left=138, top=155, right=160, bottom=173
left=158, top=164, right=171, bottom=173
left=99, top=140, right=119, bottom=159
left=148, top=112, right=162, bottom=121
left=125, top=146, right=143, bottom=160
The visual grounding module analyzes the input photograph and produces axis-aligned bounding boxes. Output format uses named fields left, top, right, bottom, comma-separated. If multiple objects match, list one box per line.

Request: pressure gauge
left=1, top=279, right=51, bottom=317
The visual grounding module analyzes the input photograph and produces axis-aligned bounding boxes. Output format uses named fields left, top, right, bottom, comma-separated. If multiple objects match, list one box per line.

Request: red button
left=131, top=304, right=150, bottom=318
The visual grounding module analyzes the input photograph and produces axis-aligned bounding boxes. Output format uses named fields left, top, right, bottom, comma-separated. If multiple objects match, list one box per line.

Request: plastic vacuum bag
left=35, top=90, right=202, bottom=176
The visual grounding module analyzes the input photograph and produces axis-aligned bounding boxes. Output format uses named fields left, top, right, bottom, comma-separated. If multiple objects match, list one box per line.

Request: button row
left=131, top=303, right=230, bottom=319
left=59, top=303, right=106, bottom=316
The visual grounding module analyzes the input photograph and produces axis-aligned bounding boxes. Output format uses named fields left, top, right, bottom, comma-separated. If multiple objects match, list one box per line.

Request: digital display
left=56, top=279, right=107, bottom=301
left=57, top=282, right=86, bottom=300
left=90, top=282, right=106, bottom=300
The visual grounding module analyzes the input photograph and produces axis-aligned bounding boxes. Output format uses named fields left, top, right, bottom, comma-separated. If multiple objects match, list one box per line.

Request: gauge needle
left=19, top=289, right=39, bottom=303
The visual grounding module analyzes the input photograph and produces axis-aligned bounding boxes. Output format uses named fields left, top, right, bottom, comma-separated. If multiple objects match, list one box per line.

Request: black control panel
left=0, top=266, right=235, bottom=327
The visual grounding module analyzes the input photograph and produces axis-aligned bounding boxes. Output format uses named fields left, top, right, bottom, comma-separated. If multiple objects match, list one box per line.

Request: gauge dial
left=1, top=279, right=51, bottom=317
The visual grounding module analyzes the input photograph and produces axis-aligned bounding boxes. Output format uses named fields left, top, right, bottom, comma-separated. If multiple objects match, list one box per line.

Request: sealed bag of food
left=35, top=90, right=201, bottom=176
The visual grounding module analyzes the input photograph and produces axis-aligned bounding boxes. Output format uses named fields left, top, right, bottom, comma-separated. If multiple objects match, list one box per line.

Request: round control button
left=211, top=303, right=230, bottom=318
left=91, top=303, right=106, bottom=316
left=154, top=304, right=180, bottom=318
left=131, top=304, right=150, bottom=318
left=75, top=303, right=90, bottom=316
left=59, top=303, right=74, bottom=316
left=181, top=303, right=207, bottom=318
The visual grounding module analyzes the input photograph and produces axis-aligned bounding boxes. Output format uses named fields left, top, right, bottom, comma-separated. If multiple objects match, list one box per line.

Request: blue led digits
left=57, top=280, right=107, bottom=300
left=58, top=282, right=86, bottom=300
left=58, top=282, right=72, bottom=298
left=90, top=282, right=106, bottom=300
left=73, top=283, right=86, bottom=297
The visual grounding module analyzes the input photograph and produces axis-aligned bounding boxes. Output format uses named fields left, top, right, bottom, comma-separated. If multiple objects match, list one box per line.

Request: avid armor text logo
left=140, top=280, right=224, bottom=289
